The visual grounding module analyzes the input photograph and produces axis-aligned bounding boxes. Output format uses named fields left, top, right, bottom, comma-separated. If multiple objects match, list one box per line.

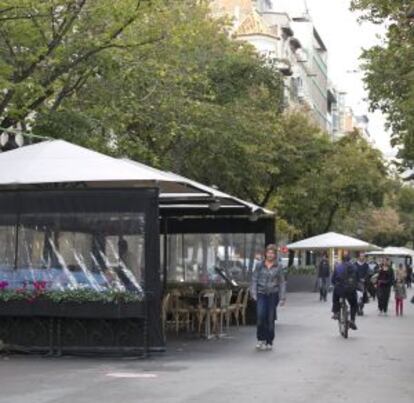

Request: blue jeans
left=319, top=277, right=329, bottom=300
left=332, top=286, right=357, bottom=321
left=256, top=292, right=279, bottom=345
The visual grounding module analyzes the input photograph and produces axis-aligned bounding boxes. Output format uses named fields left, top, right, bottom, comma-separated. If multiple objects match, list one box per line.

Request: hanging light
left=249, top=211, right=260, bottom=222
left=208, top=199, right=221, bottom=212
left=0, top=132, right=9, bottom=147
left=15, top=133, right=24, bottom=147
left=249, top=208, right=265, bottom=222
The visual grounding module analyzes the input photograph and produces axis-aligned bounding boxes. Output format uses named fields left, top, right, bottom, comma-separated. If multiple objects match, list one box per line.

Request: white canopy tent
left=287, top=232, right=382, bottom=268
left=0, top=139, right=272, bottom=216
left=365, top=247, right=414, bottom=268
left=123, top=159, right=273, bottom=215
left=365, top=246, right=414, bottom=257
left=0, top=140, right=211, bottom=196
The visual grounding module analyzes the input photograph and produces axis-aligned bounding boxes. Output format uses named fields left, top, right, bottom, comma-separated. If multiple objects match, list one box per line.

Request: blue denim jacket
left=250, top=261, right=286, bottom=300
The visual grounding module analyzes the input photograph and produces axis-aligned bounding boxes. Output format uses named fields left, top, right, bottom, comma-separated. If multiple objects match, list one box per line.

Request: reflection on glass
left=0, top=213, right=146, bottom=295
left=165, top=233, right=265, bottom=284
left=0, top=226, right=15, bottom=268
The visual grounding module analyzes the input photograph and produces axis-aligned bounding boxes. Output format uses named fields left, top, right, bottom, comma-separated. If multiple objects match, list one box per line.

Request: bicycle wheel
left=338, top=300, right=349, bottom=338
left=341, top=302, right=349, bottom=338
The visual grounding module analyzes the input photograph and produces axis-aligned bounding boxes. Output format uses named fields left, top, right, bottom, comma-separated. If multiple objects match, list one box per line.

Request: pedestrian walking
left=251, top=244, right=286, bottom=351
left=317, top=252, right=330, bottom=302
left=377, top=259, right=394, bottom=315
left=394, top=264, right=407, bottom=316
left=355, top=252, right=370, bottom=315
left=406, top=264, right=412, bottom=288
left=367, top=258, right=379, bottom=300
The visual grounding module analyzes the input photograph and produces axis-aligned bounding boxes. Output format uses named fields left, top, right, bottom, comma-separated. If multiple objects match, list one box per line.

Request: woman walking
left=251, top=244, right=286, bottom=351
left=406, top=264, right=412, bottom=288
left=394, top=264, right=407, bottom=316
left=317, top=253, right=330, bottom=302
left=377, top=259, right=394, bottom=315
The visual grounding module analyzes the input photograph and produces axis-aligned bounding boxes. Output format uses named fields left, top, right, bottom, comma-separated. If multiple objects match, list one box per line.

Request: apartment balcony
left=281, top=25, right=294, bottom=38
left=297, top=92, right=312, bottom=108
left=276, top=58, right=293, bottom=76
left=295, top=48, right=308, bottom=63
left=289, top=37, right=302, bottom=52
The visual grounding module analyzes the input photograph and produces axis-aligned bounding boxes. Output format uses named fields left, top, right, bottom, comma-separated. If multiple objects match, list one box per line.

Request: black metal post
left=163, top=218, right=168, bottom=295
left=13, top=210, right=20, bottom=270
left=264, top=216, right=276, bottom=245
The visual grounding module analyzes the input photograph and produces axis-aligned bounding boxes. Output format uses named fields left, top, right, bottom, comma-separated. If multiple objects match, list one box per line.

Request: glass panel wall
left=165, top=233, right=265, bottom=284
left=0, top=222, right=16, bottom=286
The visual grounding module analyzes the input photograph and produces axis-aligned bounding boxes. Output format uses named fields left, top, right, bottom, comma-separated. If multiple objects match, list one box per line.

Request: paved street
left=0, top=292, right=413, bottom=403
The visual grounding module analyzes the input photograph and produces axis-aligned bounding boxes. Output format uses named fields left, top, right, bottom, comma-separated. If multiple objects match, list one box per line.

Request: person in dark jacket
left=377, top=259, right=395, bottom=315
left=406, top=264, right=412, bottom=288
left=331, top=253, right=359, bottom=330
left=251, top=244, right=286, bottom=351
left=355, top=252, right=370, bottom=315
left=317, top=253, right=330, bottom=302
left=367, top=258, right=379, bottom=300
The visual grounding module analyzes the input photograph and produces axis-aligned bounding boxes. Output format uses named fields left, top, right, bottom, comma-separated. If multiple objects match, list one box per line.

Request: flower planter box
left=0, top=300, right=149, bottom=355
left=57, top=301, right=145, bottom=319
left=0, top=300, right=59, bottom=317
left=0, top=300, right=145, bottom=319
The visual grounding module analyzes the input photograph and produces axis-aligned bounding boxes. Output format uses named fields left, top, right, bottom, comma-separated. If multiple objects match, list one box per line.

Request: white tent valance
left=123, top=159, right=273, bottom=215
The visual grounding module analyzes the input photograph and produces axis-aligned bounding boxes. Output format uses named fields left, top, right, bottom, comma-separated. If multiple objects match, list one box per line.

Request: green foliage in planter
left=285, top=266, right=317, bottom=276
left=0, top=289, right=33, bottom=302
left=167, top=282, right=231, bottom=291
left=0, top=289, right=143, bottom=304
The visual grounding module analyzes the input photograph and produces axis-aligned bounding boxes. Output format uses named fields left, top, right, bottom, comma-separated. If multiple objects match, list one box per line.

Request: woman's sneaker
left=256, top=341, right=265, bottom=350
left=265, top=343, right=273, bottom=350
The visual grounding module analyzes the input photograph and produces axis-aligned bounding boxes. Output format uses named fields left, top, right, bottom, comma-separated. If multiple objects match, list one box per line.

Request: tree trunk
left=288, top=234, right=299, bottom=267
left=323, top=202, right=339, bottom=233
left=288, top=249, right=295, bottom=267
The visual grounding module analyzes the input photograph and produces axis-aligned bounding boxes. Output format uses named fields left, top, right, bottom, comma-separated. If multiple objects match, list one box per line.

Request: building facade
left=211, top=0, right=333, bottom=134
left=211, top=1, right=373, bottom=141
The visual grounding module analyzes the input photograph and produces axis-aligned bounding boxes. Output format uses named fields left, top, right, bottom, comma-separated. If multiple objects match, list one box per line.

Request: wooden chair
left=192, top=289, right=215, bottom=336
left=221, top=289, right=233, bottom=332
left=191, top=289, right=217, bottom=339
left=169, top=289, right=191, bottom=334
left=211, top=289, right=232, bottom=335
left=240, top=288, right=250, bottom=326
left=228, top=288, right=244, bottom=326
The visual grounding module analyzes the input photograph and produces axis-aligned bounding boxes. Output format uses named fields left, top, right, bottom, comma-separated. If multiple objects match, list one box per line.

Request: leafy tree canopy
left=351, top=0, right=414, bottom=176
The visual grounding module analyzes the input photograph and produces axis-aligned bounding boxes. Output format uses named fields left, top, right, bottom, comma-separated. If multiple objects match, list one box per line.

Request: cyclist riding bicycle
left=331, top=254, right=359, bottom=330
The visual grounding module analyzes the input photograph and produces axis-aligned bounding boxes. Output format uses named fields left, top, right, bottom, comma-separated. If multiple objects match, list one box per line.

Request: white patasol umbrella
left=287, top=232, right=382, bottom=268
left=365, top=246, right=414, bottom=257
left=287, top=232, right=381, bottom=251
